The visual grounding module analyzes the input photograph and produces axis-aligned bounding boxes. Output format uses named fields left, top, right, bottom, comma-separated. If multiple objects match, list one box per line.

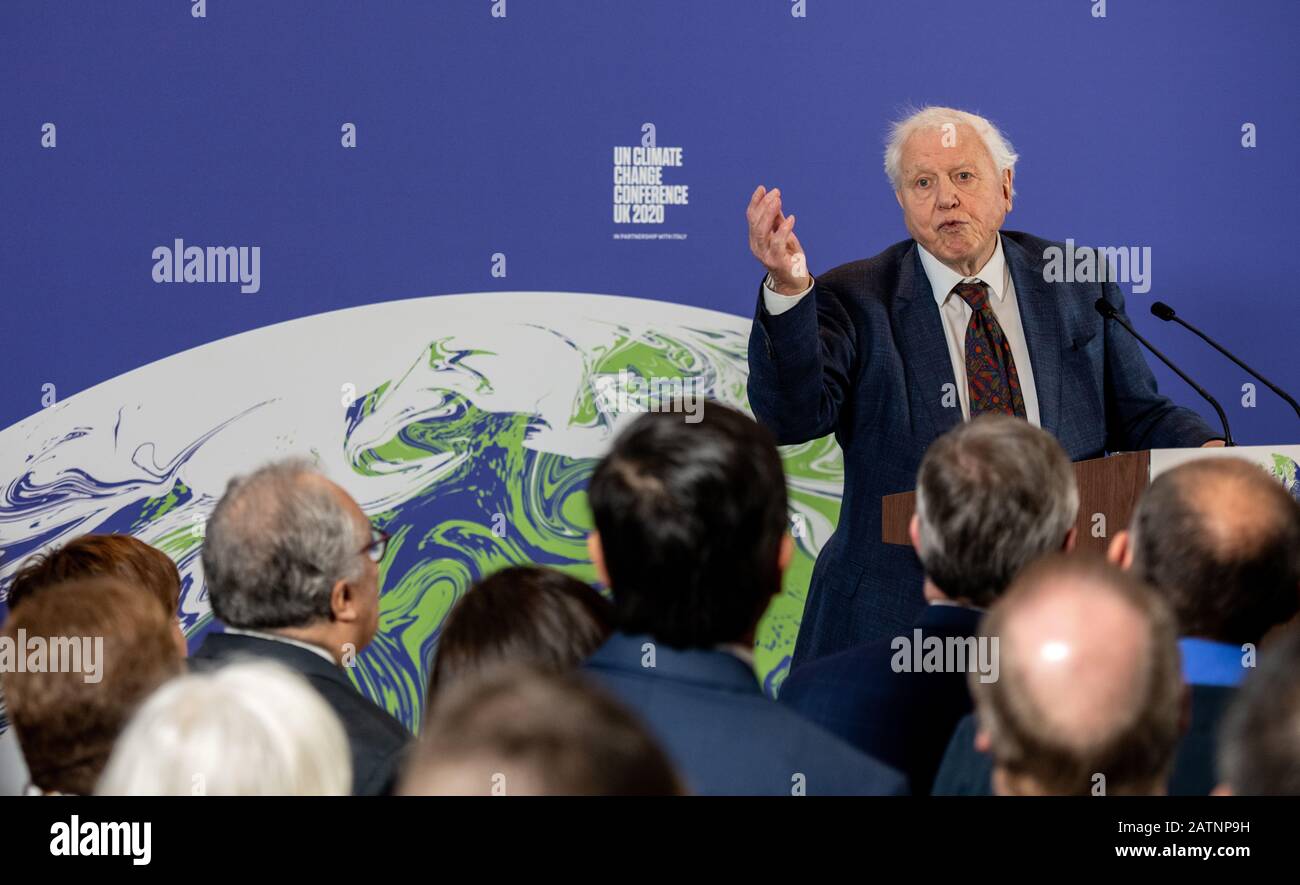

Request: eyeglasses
left=361, top=527, right=390, bottom=563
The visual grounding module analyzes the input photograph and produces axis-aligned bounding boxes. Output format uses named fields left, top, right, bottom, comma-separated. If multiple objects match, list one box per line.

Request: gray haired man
left=191, top=459, right=410, bottom=795
left=780, top=414, right=1078, bottom=793
left=746, top=105, right=1224, bottom=668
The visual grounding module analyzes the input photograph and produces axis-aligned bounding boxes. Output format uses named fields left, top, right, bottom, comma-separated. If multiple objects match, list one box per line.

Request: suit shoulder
left=765, top=695, right=907, bottom=791
left=308, top=674, right=412, bottom=742
left=781, top=641, right=887, bottom=696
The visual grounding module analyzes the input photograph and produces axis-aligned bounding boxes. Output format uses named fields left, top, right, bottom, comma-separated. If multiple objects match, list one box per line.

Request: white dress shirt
left=761, top=233, right=1041, bottom=425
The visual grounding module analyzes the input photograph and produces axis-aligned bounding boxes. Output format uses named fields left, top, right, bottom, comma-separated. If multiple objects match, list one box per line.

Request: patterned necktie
left=955, top=281, right=1026, bottom=419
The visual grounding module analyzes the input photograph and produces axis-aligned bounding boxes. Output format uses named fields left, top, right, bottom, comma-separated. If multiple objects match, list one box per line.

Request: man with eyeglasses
left=190, top=458, right=410, bottom=795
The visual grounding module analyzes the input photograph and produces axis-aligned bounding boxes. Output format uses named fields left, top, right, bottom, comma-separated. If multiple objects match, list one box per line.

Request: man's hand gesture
left=747, top=185, right=811, bottom=296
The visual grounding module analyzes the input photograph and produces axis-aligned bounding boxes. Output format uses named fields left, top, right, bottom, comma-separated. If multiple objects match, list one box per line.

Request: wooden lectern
left=882, top=445, right=1300, bottom=554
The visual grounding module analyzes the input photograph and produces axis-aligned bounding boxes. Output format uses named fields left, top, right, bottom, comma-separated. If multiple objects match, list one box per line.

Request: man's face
left=328, top=480, right=382, bottom=646
left=895, top=123, right=1012, bottom=274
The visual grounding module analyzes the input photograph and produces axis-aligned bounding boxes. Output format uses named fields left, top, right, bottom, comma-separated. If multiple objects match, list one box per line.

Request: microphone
left=1151, top=300, right=1300, bottom=420
left=1094, top=298, right=1234, bottom=446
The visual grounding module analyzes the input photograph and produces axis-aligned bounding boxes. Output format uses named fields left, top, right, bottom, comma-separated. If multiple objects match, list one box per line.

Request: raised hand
left=747, top=185, right=811, bottom=296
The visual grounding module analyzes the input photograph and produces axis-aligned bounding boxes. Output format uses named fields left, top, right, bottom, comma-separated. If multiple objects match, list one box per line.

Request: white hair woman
left=96, top=660, right=351, bottom=796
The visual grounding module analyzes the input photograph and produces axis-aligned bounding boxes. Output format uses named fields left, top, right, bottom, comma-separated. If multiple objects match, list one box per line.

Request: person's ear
left=1002, top=168, right=1014, bottom=212
left=894, top=189, right=904, bottom=210
left=587, top=533, right=611, bottom=587
left=909, top=513, right=922, bottom=557
left=330, top=577, right=359, bottom=624
left=1062, top=526, right=1078, bottom=553
left=974, top=726, right=992, bottom=755
left=1107, top=529, right=1133, bottom=569
left=778, top=533, right=795, bottom=573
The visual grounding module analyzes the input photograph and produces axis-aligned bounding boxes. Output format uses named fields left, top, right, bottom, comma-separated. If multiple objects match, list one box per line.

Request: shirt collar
left=222, top=627, right=338, bottom=665
left=918, top=233, right=1010, bottom=307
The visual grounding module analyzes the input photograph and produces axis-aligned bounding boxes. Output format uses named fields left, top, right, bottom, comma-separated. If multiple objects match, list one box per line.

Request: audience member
left=781, top=415, right=1076, bottom=793
left=1, top=578, right=184, bottom=795
left=971, top=555, right=1183, bottom=795
left=935, top=457, right=1300, bottom=795
left=583, top=402, right=907, bottom=795
left=192, top=458, right=411, bottom=795
left=1216, top=626, right=1300, bottom=795
left=403, top=667, right=683, bottom=796
left=428, top=565, right=611, bottom=709
left=97, top=659, right=351, bottom=795
left=8, top=532, right=188, bottom=655
left=1114, top=457, right=1299, bottom=792
left=1, top=533, right=188, bottom=796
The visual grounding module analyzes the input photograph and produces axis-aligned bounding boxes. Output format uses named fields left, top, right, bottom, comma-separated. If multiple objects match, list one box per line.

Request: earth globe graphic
left=0, top=292, right=844, bottom=731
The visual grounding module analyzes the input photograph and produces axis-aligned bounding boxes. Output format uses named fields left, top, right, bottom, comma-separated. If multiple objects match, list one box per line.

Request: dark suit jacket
left=930, top=683, right=1237, bottom=796
left=779, top=603, right=982, bottom=795
left=1169, top=683, right=1237, bottom=796
left=584, top=632, right=908, bottom=796
left=190, top=631, right=411, bottom=796
left=747, top=232, right=1218, bottom=666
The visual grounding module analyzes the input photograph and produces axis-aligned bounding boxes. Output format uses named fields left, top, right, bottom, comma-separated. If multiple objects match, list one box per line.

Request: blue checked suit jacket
left=585, top=632, right=908, bottom=795
left=747, top=231, right=1219, bottom=668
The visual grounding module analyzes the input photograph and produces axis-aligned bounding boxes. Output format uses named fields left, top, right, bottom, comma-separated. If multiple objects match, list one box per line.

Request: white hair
left=96, top=660, right=351, bottom=796
left=884, top=106, right=1019, bottom=195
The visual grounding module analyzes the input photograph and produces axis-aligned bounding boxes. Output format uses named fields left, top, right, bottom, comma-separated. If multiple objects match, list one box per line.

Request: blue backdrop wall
left=1, top=0, right=1297, bottom=717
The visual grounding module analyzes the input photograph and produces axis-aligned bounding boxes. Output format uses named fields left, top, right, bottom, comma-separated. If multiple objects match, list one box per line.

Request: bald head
left=1130, top=457, right=1300, bottom=644
left=973, top=555, right=1183, bottom=796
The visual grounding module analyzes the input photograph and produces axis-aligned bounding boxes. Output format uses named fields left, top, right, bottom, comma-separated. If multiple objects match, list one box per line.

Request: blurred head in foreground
left=97, top=659, right=351, bottom=795
left=1216, top=626, right=1300, bottom=796
left=971, top=555, right=1183, bottom=796
left=1, top=578, right=185, bottom=795
left=403, top=667, right=684, bottom=796
left=427, top=566, right=611, bottom=710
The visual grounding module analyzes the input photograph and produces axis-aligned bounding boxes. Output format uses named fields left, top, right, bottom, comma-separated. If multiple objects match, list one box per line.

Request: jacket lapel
left=895, top=244, right=962, bottom=439
left=1003, top=235, right=1063, bottom=437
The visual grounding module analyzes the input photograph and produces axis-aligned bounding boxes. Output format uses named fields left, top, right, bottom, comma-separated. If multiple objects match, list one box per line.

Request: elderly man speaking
left=747, top=106, right=1223, bottom=670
